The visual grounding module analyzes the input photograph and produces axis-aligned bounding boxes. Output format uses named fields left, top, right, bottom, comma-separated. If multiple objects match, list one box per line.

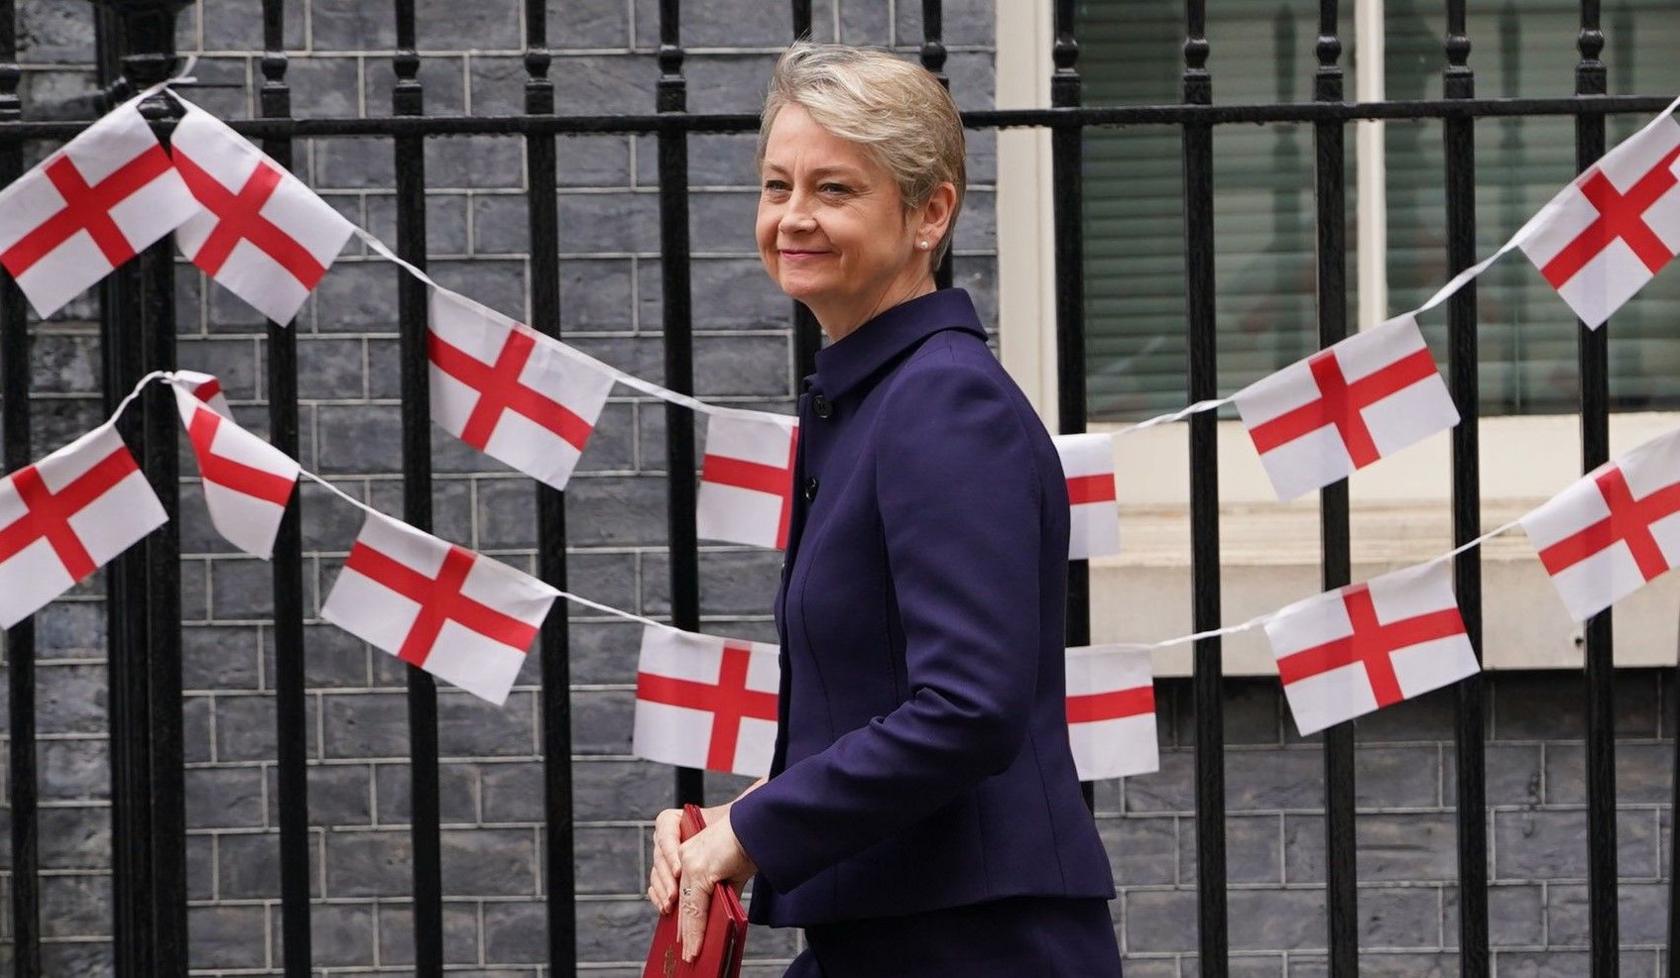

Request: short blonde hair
left=757, top=41, right=967, bottom=269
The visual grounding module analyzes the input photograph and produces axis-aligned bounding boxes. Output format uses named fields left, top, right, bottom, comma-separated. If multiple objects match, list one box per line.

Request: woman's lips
left=780, top=250, right=831, bottom=261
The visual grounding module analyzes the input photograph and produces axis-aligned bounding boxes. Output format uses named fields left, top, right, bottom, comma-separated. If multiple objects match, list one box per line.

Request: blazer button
left=803, top=477, right=819, bottom=502
left=813, top=394, right=833, bottom=419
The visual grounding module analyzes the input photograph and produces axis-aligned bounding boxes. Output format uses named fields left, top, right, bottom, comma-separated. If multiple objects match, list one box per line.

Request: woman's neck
left=811, top=275, right=937, bottom=344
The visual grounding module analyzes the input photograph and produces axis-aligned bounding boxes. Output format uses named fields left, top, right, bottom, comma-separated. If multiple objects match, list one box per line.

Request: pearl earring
left=917, top=240, right=930, bottom=250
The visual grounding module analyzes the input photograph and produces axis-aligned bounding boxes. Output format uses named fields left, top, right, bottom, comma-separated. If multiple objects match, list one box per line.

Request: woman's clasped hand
left=648, top=780, right=764, bottom=963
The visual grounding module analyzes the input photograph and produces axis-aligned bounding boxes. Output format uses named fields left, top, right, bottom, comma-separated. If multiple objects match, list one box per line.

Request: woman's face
left=756, top=104, right=920, bottom=312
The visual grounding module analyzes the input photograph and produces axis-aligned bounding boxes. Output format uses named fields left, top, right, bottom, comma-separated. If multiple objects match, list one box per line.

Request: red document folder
left=643, top=804, right=749, bottom=978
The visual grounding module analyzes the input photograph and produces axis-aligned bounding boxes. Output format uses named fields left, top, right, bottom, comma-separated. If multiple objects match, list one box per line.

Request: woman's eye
left=763, top=181, right=789, bottom=192
left=820, top=183, right=850, bottom=194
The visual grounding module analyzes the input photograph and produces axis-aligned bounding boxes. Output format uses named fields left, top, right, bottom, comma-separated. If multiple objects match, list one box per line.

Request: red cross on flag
left=1517, top=111, right=1680, bottom=329
left=1234, top=314, right=1459, bottom=501
left=1265, top=562, right=1478, bottom=736
left=172, top=378, right=299, bottom=559
left=1064, top=644, right=1158, bottom=781
left=321, top=510, right=559, bottom=705
left=1521, top=426, right=1680, bottom=622
left=0, top=101, right=198, bottom=318
left=632, top=624, right=780, bottom=777
left=1053, top=432, right=1120, bottom=560
left=697, top=410, right=799, bottom=550
left=171, top=102, right=355, bottom=325
left=0, top=423, right=167, bottom=628
left=428, top=289, right=615, bottom=491
left=174, top=368, right=232, bottom=420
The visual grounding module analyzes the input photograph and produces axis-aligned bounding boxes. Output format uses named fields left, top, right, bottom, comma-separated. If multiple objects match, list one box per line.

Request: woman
left=646, top=42, right=1122, bottom=976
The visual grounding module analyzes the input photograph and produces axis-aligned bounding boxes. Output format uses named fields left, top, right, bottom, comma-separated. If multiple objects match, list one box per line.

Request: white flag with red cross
left=1521, top=426, right=1680, bottom=622
left=1233, top=314, right=1460, bottom=501
left=170, top=102, right=354, bottom=325
left=0, top=101, right=198, bottom=318
left=697, top=410, right=800, bottom=550
left=1053, top=432, right=1120, bottom=560
left=321, top=510, right=558, bottom=705
left=632, top=624, right=780, bottom=777
left=172, top=377, right=299, bottom=559
left=173, top=368, right=233, bottom=420
left=428, top=288, right=615, bottom=491
left=1265, top=561, right=1478, bottom=736
left=0, top=422, right=167, bottom=628
left=1517, top=109, right=1680, bottom=329
left=1064, top=644, right=1158, bottom=781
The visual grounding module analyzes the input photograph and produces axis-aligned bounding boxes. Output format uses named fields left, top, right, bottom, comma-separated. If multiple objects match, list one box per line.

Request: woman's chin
left=775, top=271, right=835, bottom=303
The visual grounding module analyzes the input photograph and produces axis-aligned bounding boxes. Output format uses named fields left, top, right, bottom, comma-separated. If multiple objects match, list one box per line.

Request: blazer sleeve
left=729, top=351, right=1046, bottom=894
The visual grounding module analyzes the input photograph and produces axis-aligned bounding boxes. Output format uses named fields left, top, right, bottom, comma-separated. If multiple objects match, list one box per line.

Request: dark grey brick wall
left=0, top=1, right=1672, bottom=977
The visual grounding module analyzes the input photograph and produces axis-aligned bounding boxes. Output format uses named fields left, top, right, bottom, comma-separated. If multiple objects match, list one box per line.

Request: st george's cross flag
left=1234, top=314, right=1459, bottom=501
left=1517, top=108, right=1680, bottom=329
left=1265, top=561, right=1478, bottom=736
left=1521, top=426, right=1680, bottom=622
left=172, top=378, right=299, bottom=559
left=1053, top=432, right=1120, bottom=560
left=173, top=368, right=233, bottom=419
left=632, top=624, right=780, bottom=777
left=0, top=423, right=167, bottom=628
left=697, top=410, right=800, bottom=550
left=427, top=289, right=615, bottom=491
left=322, top=510, right=558, bottom=705
left=0, top=101, right=197, bottom=318
left=1064, top=644, right=1158, bottom=781
left=171, top=102, right=355, bottom=325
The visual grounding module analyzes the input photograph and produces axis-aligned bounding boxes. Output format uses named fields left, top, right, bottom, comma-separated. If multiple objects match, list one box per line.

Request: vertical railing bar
left=524, top=1, right=578, bottom=973
left=1182, top=2, right=1229, bottom=973
left=1048, top=0, right=1093, bottom=814
left=1574, top=2, right=1618, bottom=975
left=391, top=2, right=444, bottom=974
left=657, top=0, right=704, bottom=808
left=789, top=1, right=822, bottom=386
left=1313, top=3, right=1357, bottom=975
left=94, top=7, right=156, bottom=973
left=259, top=0, right=313, bottom=972
left=1442, top=2, right=1490, bottom=975
left=920, top=0, right=954, bottom=291
left=0, top=0, right=37, bottom=970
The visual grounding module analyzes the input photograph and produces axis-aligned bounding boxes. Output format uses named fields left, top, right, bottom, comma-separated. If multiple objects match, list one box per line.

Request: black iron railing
left=0, top=1, right=1672, bottom=977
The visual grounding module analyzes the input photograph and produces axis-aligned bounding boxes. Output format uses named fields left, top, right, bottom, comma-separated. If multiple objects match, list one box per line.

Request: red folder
left=643, top=804, right=749, bottom=978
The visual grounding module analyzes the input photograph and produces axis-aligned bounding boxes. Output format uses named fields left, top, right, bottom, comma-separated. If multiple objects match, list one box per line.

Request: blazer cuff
left=728, top=782, right=800, bottom=895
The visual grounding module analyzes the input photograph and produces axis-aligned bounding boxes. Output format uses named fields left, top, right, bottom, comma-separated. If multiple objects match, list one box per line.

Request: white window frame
left=995, top=0, right=1680, bottom=676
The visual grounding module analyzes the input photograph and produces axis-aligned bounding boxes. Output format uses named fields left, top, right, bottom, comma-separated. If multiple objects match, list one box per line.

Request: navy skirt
left=781, top=895, right=1121, bottom=978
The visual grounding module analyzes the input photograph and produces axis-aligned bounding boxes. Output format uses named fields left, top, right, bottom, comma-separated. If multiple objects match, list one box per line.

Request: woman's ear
left=915, top=181, right=958, bottom=252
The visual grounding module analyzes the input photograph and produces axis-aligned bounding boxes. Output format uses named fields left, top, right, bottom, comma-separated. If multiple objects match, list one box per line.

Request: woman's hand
left=674, top=809, right=758, bottom=963
left=646, top=778, right=767, bottom=917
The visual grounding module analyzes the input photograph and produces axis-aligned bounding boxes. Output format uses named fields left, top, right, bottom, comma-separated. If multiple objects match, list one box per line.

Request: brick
left=1228, top=887, right=1326, bottom=951
left=547, top=0, right=631, bottom=48
left=271, top=901, right=375, bottom=967
left=185, top=765, right=266, bottom=829
left=40, top=873, right=110, bottom=939
left=563, top=476, right=669, bottom=546
left=363, top=192, right=472, bottom=256
left=1123, top=749, right=1195, bottom=814
left=1442, top=883, right=1547, bottom=949
left=687, top=190, right=758, bottom=254
left=189, top=905, right=270, bottom=970
left=184, top=695, right=213, bottom=763
left=39, top=739, right=108, bottom=801
left=262, top=622, right=373, bottom=689
left=324, top=692, right=413, bottom=758
left=366, top=475, right=476, bottom=544
left=1123, top=888, right=1199, bottom=953
left=215, top=692, right=321, bottom=762
left=576, top=823, right=647, bottom=893
left=895, top=0, right=993, bottom=46
left=643, top=549, right=784, bottom=616
left=441, top=827, right=539, bottom=895
left=187, top=833, right=214, bottom=901
left=38, top=944, right=114, bottom=978
left=557, top=191, right=662, bottom=253
left=310, top=0, right=398, bottom=50
left=481, top=761, right=545, bottom=823
left=1354, top=746, right=1441, bottom=809
left=685, top=55, right=781, bottom=115
left=324, top=829, right=414, bottom=897
left=1492, top=809, right=1658, bottom=881
left=374, top=760, right=480, bottom=825
left=438, top=689, right=538, bottom=757
left=1172, top=677, right=1283, bottom=747
left=17, top=0, right=97, bottom=63
left=576, top=896, right=657, bottom=962
left=1225, top=747, right=1322, bottom=811
left=217, top=830, right=324, bottom=899
left=1180, top=813, right=1281, bottom=884
left=1359, top=886, right=1442, bottom=948
left=296, top=336, right=367, bottom=400
left=1098, top=815, right=1176, bottom=886
left=34, top=601, right=105, bottom=653
left=1444, top=742, right=1542, bottom=808
left=427, top=135, right=525, bottom=191
left=431, top=260, right=530, bottom=322
left=554, top=55, right=658, bottom=116
left=574, top=688, right=636, bottom=755
left=287, top=56, right=362, bottom=118
left=836, top=0, right=889, bottom=44
left=572, top=758, right=672, bottom=821
left=1545, top=880, right=1668, bottom=946
left=263, top=763, right=374, bottom=826
left=1544, top=741, right=1671, bottom=805
left=39, top=663, right=106, bottom=735
left=554, top=258, right=636, bottom=327
left=694, top=334, right=791, bottom=397
left=182, top=624, right=262, bottom=691
left=315, top=138, right=398, bottom=191
left=316, top=403, right=403, bottom=473
left=419, top=0, right=520, bottom=49
left=377, top=901, right=482, bottom=965
left=201, top=0, right=307, bottom=49
left=29, top=331, right=99, bottom=394
left=1491, top=672, right=1659, bottom=740
left=1357, top=813, right=1459, bottom=882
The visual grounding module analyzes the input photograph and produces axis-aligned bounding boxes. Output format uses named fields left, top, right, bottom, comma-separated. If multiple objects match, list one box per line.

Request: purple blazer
left=729, top=288, right=1116, bottom=928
